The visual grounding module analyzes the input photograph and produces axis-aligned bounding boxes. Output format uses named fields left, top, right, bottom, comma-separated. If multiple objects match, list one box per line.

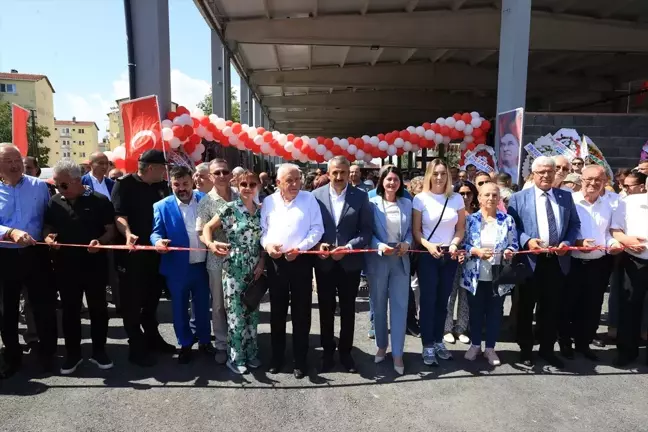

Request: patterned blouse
left=196, top=188, right=239, bottom=271
left=460, top=210, right=519, bottom=296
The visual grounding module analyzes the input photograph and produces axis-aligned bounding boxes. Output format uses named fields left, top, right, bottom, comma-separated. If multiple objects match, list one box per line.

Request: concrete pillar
left=495, top=0, right=531, bottom=114
left=129, top=0, right=171, bottom=117
left=240, top=80, right=251, bottom=125
left=223, top=53, right=232, bottom=120
left=210, top=33, right=225, bottom=117
left=254, top=99, right=262, bottom=127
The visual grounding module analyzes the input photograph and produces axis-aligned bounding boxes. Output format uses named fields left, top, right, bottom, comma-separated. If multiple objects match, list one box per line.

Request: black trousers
left=56, top=258, right=109, bottom=357
left=617, top=253, right=648, bottom=360
left=407, top=286, right=418, bottom=328
left=119, top=253, right=165, bottom=351
left=517, top=255, right=564, bottom=353
left=0, top=247, right=58, bottom=364
left=267, top=255, right=313, bottom=368
left=314, top=263, right=361, bottom=358
left=560, top=256, right=612, bottom=348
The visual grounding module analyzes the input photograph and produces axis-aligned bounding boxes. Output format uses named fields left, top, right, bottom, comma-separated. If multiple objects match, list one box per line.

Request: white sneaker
left=434, top=342, right=453, bottom=360
left=464, top=345, right=482, bottom=361
left=226, top=360, right=248, bottom=375
left=443, top=333, right=456, bottom=344
left=457, top=334, right=470, bottom=345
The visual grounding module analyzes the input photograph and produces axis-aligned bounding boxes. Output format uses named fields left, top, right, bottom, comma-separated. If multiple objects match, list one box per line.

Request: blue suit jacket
left=81, top=174, right=115, bottom=195
left=507, top=186, right=580, bottom=274
left=365, top=195, right=413, bottom=276
left=312, top=184, right=372, bottom=272
left=150, top=192, right=205, bottom=280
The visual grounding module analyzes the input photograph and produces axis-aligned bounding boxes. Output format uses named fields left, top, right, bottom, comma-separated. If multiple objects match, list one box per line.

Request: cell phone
left=439, top=245, right=450, bottom=253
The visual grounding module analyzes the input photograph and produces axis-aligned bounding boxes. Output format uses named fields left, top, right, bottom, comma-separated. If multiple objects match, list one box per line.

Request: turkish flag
left=120, top=95, right=162, bottom=170
left=12, top=104, right=30, bottom=157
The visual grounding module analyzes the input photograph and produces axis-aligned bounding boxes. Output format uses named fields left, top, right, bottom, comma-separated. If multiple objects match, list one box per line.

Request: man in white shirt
left=312, top=156, right=372, bottom=374
left=151, top=166, right=213, bottom=365
left=81, top=152, right=114, bottom=200
left=610, top=175, right=648, bottom=366
left=261, top=163, right=324, bottom=379
left=560, top=165, right=623, bottom=361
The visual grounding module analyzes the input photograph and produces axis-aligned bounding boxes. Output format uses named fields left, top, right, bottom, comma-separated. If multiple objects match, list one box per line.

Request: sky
left=1, top=0, right=241, bottom=139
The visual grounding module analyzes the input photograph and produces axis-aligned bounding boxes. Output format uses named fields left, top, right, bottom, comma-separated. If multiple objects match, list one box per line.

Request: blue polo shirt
left=0, top=175, right=50, bottom=247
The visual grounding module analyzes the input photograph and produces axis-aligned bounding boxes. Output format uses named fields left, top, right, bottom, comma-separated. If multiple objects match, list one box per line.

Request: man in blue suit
left=313, top=156, right=373, bottom=373
left=151, top=165, right=213, bottom=364
left=81, top=152, right=115, bottom=200
left=508, top=156, right=580, bottom=369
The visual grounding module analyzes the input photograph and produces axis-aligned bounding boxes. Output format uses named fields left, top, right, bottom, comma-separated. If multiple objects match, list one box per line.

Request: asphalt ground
left=1, top=288, right=647, bottom=432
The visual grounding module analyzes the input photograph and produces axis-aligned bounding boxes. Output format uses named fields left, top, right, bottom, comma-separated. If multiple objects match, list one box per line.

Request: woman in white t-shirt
left=412, top=159, right=466, bottom=366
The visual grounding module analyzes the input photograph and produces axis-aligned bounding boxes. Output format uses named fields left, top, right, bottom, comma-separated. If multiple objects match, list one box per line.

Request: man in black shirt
left=110, top=149, right=174, bottom=366
left=44, top=160, right=115, bottom=375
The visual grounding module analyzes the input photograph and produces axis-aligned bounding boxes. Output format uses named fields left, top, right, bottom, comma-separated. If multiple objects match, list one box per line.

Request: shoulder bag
left=411, top=196, right=449, bottom=276
left=240, top=273, right=268, bottom=311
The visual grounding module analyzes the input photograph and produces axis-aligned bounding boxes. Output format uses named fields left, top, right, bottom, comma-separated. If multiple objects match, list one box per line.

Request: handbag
left=411, top=196, right=449, bottom=276
left=240, top=273, right=268, bottom=311
left=492, top=258, right=531, bottom=287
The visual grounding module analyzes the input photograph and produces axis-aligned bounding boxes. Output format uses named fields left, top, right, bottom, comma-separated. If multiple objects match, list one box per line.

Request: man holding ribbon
left=261, top=163, right=323, bottom=379
left=312, top=156, right=372, bottom=373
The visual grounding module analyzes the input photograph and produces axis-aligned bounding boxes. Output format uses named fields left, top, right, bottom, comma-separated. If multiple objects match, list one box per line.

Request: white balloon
left=196, top=143, right=205, bottom=154
left=455, top=120, right=466, bottom=131
left=444, top=117, right=456, bottom=128
left=324, top=150, right=333, bottom=161
left=284, top=141, right=295, bottom=152
left=434, top=133, right=444, bottom=145
left=436, top=117, right=445, bottom=125
left=369, top=136, right=380, bottom=146
left=416, top=126, right=425, bottom=137
left=378, top=140, right=389, bottom=151
left=291, top=149, right=302, bottom=159
left=205, top=132, right=214, bottom=142
left=272, top=130, right=280, bottom=138
left=339, top=138, right=349, bottom=149
left=316, top=144, right=327, bottom=155
left=195, top=125, right=206, bottom=137
left=363, top=153, right=373, bottom=163
left=424, top=130, right=435, bottom=140
left=223, top=127, right=233, bottom=137
left=169, top=137, right=182, bottom=149
left=470, top=117, right=482, bottom=129
left=362, top=135, right=370, bottom=143
left=228, top=135, right=238, bottom=145
left=173, top=116, right=183, bottom=125
left=278, top=134, right=287, bottom=145
left=261, top=143, right=271, bottom=153
left=471, top=111, right=480, bottom=118
left=403, top=142, right=413, bottom=152
left=309, top=138, right=318, bottom=148
left=464, top=125, right=474, bottom=135
left=387, top=145, right=397, bottom=156
left=254, top=135, right=264, bottom=145
left=299, top=154, right=309, bottom=163
left=208, top=114, right=219, bottom=124
left=347, top=144, right=358, bottom=155
left=301, top=135, right=310, bottom=143
left=406, top=126, right=416, bottom=134
left=104, top=151, right=114, bottom=161
left=412, top=144, right=420, bottom=152
left=443, top=136, right=451, bottom=144
left=464, top=136, right=474, bottom=143
left=332, top=137, right=340, bottom=145
left=113, top=146, right=126, bottom=159
left=215, top=118, right=226, bottom=129
left=161, top=127, right=174, bottom=141
left=161, top=119, right=173, bottom=128
left=248, top=128, right=258, bottom=138
left=356, top=149, right=365, bottom=160
left=394, top=138, right=404, bottom=148
left=180, top=114, right=192, bottom=126
left=192, top=108, right=205, bottom=118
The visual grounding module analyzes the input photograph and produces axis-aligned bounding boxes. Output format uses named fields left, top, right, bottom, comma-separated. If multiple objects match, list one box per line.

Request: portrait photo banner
left=495, top=107, right=524, bottom=186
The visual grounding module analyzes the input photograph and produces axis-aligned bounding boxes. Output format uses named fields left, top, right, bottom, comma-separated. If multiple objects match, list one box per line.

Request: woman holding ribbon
left=461, top=183, right=518, bottom=366
left=202, top=170, right=265, bottom=375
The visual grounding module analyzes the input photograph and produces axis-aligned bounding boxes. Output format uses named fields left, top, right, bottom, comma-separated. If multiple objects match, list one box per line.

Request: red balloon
left=397, top=148, right=405, bottom=156
left=354, top=138, right=364, bottom=150
left=324, top=139, right=334, bottom=149
left=481, top=120, right=491, bottom=131
left=239, top=132, right=249, bottom=143
left=348, top=154, right=356, bottom=163
left=189, top=134, right=201, bottom=145
left=125, top=159, right=138, bottom=173
left=475, top=136, right=486, bottom=145
left=430, top=123, right=440, bottom=133
left=440, top=126, right=450, bottom=136
left=263, top=131, right=273, bottom=142
left=332, top=146, right=343, bottom=156
left=114, top=158, right=126, bottom=170
left=450, top=129, right=461, bottom=140
left=386, top=133, right=395, bottom=144
left=294, top=138, right=303, bottom=150
left=422, top=122, right=432, bottom=130
left=231, top=123, right=242, bottom=135
left=377, top=134, right=385, bottom=140
left=419, top=138, right=429, bottom=148
left=461, top=113, right=472, bottom=123
left=257, top=127, right=266, bottom=135
left=472, top=128, right=484, bottom=138
left=410, top=134, right=420, bottom=144
left=167, top=112, right=178, bottom=121
left=184, top=141, right=197, bottom=155
left=286, top=134, right=295, bottom=142
left=182, top=124, right=194, bottom=138
left=399, top=130, right=410, bottom=140
left=225, top=120, right=233, bottom=127
left=176, top=106, right=190, bottom=116
left=192, top=118, right=200, bottom=128
left=317, top=136, right=325, bottom=144
left=172, top=125, right=184, bottom=139
left=200, top=117, right=210, bottom=126
left=453, top=113, right=462, bottom=121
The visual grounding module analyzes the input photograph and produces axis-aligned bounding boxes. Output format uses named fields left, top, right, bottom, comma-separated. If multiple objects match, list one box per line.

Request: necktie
left=544, top=192, right=559, bottom=246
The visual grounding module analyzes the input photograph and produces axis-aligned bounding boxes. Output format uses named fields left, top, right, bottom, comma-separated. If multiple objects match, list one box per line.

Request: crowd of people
left=1, top=139, right=647, bottom=380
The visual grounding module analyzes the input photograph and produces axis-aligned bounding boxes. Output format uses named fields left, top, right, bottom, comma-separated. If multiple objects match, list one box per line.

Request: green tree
left=0, top=101, right=51, bottom=166
left=196, top=87, right=241, bottom=123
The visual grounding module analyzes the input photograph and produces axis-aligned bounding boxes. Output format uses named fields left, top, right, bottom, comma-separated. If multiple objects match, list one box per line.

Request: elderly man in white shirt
left=261, top=163, right=324, bottom=379
left=610, top=175, right=648, bottom=367
left=560, top=165, right=623, bottom=361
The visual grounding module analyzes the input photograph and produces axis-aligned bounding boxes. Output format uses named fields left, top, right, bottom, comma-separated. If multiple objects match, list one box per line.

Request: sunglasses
left=57, top=183, right=69, bottom=191
left=459, top=192, right=473, bottom=197
left=239, top=181, right=258, bottom=189
left=212, top=170, right=230, bottom=176
left=477, top=180, right=491, bottom=186
left=624, top=183, right=640, bottom=188
left=556, top=166, right=571, bottom=172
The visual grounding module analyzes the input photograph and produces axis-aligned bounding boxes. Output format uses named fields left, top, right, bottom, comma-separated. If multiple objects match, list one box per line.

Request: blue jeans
left=367, top=256, right=409, bottom=357
left=467, top=281, right=505, bottom=349
left=166, top=264, right=211, bottom=347
left=418, top=254, right=458, bottom=347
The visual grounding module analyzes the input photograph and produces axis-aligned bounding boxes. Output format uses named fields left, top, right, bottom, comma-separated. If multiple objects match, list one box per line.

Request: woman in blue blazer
left=365, top=166, right=412, bottom=375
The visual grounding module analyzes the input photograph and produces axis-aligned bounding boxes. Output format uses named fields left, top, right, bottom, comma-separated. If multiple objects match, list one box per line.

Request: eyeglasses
left=459, top=192, right=472, bottom=197
left=581, top=177, right=603, bottom=184
left=212, top=170, right=230, bottom=176
left=534, top=170, right=554, bottom=177
left=239, top=181, right=257, bottom=189
left=556, top=166, right=571, bottom=172
left=477, top=180, right=491, bottom=186
left=624, top=183, right=641, bottom=188
left=572, top=162, right=584, bottom=166
left=57, top=183, right=69, bottom=191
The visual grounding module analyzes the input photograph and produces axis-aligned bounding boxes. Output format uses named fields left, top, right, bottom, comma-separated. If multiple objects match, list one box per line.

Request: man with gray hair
left=508, top=155, right=581, bottom=369
left=44, top=160, right=116, bottom=374
left=312, top=156, right=372, bottom=373
left=193, top=162, right=214, bottom=194
left=0, top=143, right=58, bottom=378
left=261, top=163, right=324, bottom=379
left=553, top=155, right=572, bottom=189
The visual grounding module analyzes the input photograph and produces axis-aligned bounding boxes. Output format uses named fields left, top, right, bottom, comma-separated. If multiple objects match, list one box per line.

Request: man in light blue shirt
left=0, top=144, right=58, bottom=377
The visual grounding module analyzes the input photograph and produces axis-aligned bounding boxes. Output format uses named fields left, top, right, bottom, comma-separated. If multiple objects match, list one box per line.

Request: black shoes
left=147, top=336, right=176, bottom=354
left=293, top=368, right=306, bottom=379
left=90, top=351, right=114, bottom=370
left=60, top=356, right=83, bottom=375
left=320, top=355, right=335, bottom=373
left=198, top=343, right=216, bottom=356
left=268, top=360, right=283, bottom=374
left=128, top=350, right=156, bottom=368
left=575, top=346, right=599, bottom=362
left=592, top=338, right=606, bottom=348
left=559, top=344, right=575, bottom=360
left=178, top=346, right=193, bottom=364
left=340, top=356, right=357, bottom=373
left=613, top=354, right=637, bottom=368
left=539, top=351, right=565, bottom=369
left=520, top=350, right=534, bottom=367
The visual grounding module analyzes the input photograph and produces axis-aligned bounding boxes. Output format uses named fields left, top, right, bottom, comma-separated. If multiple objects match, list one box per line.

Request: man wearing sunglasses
left=553, top=155, right=572, bottom=190
left=196, top=158, right=238, bottom=364
left=44, top=160, right=116, bottom=375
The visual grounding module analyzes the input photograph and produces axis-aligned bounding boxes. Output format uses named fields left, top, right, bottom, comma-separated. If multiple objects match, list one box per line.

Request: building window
left=60, top=127, right=70, bottom=136
left=79, top=140, right=85, bottom=146
left=63, top=152, right=70, bottom=158
left=0, top=83, right=17, bottom=93
left=80, top=152, right=86, bottom=157
left=78, top=128, right=85, bottom=134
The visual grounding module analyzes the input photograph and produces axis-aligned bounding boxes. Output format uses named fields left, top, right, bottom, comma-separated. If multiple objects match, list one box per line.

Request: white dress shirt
left=177, top=194, right=207, bottom=264
left=91, top=175, right=111, bottom=200
left=611, top=193, right=648, bottom=260
left=261, top=190, right=324, bottom=252
left=534, top=186, right=562, bottom=246
left=572, top=192, right=616, bottom=260
left=329, top=185, right=347, bottom=226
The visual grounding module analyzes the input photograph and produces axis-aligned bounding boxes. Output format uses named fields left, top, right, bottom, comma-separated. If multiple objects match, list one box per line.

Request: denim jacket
left=460, top=210, right=519, bottom=296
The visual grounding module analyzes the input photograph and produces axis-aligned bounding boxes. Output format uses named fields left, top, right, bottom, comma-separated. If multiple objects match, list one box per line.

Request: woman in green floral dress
left=202, top=170, right=265, bottom=375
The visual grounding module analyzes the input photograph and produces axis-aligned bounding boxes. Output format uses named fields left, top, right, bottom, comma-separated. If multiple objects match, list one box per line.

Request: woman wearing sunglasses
left=202, top=170, right=265, bottom=375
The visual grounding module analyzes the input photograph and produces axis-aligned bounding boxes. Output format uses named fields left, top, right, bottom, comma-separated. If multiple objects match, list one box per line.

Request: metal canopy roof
left=194, top=0, right=648, bottom=137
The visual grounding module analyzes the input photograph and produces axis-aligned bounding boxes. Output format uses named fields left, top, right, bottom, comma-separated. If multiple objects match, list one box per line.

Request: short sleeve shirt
left=412, top=191, right=465, bottom=244
left=196, top=188, right=239, bottom=270
left=111, top=174, right=169, bottom=245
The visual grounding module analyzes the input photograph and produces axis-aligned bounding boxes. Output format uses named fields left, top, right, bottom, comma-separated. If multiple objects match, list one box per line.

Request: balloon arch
left=108, top=106, right=492, bottom=171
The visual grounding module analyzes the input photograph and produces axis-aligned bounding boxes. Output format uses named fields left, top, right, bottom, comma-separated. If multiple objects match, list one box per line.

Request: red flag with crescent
left=120, top=95, right=162, bottom=171
left=12, top=104, right=30, bottom=157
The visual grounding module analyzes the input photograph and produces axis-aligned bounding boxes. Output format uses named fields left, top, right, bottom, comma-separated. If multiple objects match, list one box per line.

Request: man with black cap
left=110, top=149, right=175, bottom=366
